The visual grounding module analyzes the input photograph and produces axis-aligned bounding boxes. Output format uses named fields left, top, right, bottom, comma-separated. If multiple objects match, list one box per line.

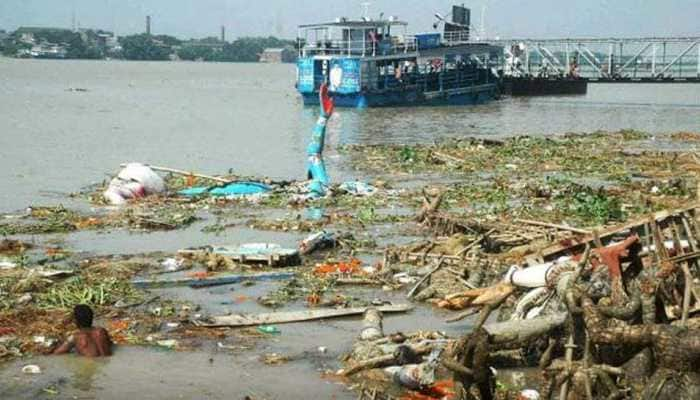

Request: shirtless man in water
left=53, top=304, right=113, bottom=357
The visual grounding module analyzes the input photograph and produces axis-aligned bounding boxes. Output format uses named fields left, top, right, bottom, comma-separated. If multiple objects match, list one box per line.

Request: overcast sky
left=0, top=1, right=697, bottom=39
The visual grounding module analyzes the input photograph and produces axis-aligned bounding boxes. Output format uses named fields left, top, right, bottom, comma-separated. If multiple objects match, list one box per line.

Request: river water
left=0, top=59, right=698, bottom=399
left=1, top=58, right=699, bottom=214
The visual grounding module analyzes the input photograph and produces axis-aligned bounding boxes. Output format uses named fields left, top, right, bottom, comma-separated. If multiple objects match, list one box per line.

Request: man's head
left=73, top=304, right=93, bottom=328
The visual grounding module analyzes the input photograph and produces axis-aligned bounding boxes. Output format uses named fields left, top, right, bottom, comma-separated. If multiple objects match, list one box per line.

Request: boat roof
left=299, top=19, right=408, bottom=29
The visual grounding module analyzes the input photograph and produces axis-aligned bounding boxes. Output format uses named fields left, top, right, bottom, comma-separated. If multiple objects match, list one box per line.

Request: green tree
left=65, top=34, right=103, bottom=59
left=177, top=45, right=216, bottom=61
left=219, top=36, right=294, bottom=62
left=119, top=34, right=172, bottom=61
left=152, top=34, right=182, bottom=47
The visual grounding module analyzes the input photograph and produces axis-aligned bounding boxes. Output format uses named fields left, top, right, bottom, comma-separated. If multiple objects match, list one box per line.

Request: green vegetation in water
left=558, top=185, right=625, bottom=225
left=341, top=130, right=698, bottom=227
left=36, top=276, right=142, bottom=310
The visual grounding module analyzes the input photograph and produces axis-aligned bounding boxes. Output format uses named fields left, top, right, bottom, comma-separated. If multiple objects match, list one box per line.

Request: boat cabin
left=296, top=6, right=503, bottom=107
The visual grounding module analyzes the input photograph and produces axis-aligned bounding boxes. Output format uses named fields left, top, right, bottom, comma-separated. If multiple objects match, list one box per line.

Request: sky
left=0, top=0, right=698, bottom=40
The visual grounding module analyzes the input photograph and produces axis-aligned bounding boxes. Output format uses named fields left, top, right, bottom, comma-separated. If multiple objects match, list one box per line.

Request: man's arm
left=52, top=334, right=75, bottom=355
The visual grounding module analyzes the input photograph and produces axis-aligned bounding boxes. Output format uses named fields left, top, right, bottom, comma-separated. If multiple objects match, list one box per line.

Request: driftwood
left=483, top=312, right=567, bottom=345
left=444, top=328, right=494, bottom=400
left=359, top=308, right=384, bottom=341
left=407, top=257, right=445, bottom=299
left=455, top=229, right=496, bottom=257
left=194, top=304, right=413, bottom=327
left=340, top=343, right=434, bottom=376
left=416, top=190, right=445, bottom=224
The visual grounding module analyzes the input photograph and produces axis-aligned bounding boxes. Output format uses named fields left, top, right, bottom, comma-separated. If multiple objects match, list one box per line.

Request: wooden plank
left=194, top=304, right=414, bottom=327
left=178, top=246, right=300, bottom=267
left=514, top=218, right=591, bottom=235
left=132, top=271, right=295, bottom=289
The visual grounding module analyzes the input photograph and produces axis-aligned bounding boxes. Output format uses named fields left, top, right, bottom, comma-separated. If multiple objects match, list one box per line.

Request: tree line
left=0, top=28, right=295, bottom=62
left=123, top=34, right=295, bottom=62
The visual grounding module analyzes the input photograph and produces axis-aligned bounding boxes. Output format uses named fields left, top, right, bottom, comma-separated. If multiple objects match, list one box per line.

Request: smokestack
left=221, top=26, right=225, bottom=42
left=146, top=15, right=151, bottom=35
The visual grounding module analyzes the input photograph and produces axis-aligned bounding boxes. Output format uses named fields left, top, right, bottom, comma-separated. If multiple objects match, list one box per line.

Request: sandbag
left=117, top=163, right=165, bottom=194
left=103, top=181, right=145, bottom=205
left=103, top=163, right=164, bottom=205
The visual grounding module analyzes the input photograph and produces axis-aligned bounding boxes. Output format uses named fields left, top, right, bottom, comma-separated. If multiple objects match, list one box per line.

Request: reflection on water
left=332, top=83, right=700, bottom=145
left=64, top=355, right=103, bottom=391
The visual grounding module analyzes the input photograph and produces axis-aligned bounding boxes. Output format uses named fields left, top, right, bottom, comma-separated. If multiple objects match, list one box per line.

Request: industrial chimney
left=221, top=26, right=226, bottom=42
left=146, top=15, right=151, bottom=35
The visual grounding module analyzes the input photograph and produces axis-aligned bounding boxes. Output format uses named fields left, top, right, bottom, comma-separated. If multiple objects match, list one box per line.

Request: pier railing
left=491, top=36, right=700, bottom=81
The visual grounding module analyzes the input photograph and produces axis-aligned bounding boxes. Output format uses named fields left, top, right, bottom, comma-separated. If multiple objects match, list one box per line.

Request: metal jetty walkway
left=489, top=36, right=700, bottom=82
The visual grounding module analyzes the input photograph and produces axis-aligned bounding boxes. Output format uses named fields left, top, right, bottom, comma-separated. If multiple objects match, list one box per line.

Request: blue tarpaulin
left=179, top=181, right=271, bottom=197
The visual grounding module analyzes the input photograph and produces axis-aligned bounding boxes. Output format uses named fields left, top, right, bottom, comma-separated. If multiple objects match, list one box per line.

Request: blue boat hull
left=301, top=83, right=498, bottom=108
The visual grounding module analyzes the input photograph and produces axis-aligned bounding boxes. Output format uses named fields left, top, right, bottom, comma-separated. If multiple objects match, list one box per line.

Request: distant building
left=30, top=43, right=67, bottom=59
left=95, top=32, right=117, bottom=50
left=259, top=47, right=296, bottom=63
left=19, top=32, right=35, bottom=44
left=0, top=30, right=7, bottom=41
left=15, top=27, right=72, bottom=45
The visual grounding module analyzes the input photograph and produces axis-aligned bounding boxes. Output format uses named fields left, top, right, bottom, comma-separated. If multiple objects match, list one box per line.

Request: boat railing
left=374, top=68, right=482, bottom=92
left=302, top=36, right=417, bottom=57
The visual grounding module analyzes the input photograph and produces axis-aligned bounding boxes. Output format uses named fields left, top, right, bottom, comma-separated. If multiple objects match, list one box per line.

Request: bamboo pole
left=583, top=334, right=594, bottom=400
left=120, top=163, right=231, bottom=184
left=514, top=218, right=591, bottom=235
left=670, top=220, right=693, bottom=325
left=455, top=229, right=496, bottom=258
left=559, top=335, right=576, bottom=400
left=407, top=257, right=445, bottom=299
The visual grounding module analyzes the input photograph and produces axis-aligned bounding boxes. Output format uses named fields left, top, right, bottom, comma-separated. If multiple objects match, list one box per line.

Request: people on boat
left=53, top=304, right=113, bottom=357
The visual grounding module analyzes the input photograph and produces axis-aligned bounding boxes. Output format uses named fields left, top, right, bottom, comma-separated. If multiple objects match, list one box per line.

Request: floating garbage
left=179, top=243, right=300, bottom=268
left=160, top=257, right=184, bottom=272
left=21, top=365, right=41, bottom=374
left=156, top=339, right=178, bottom=349
left=104, top=163, right=165, bottom=205
left=313, top=258, right=363, bottom=275
left=257, top=325, right=281, bottom=335
left=338, top=181, right=378, bottom=197
left=298, top=231, right=335, bottom=255
left=518, top=389, right=540, bottom=400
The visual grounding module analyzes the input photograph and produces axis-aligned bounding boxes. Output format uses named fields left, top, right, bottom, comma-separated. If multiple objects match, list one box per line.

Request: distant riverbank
left=1, top=27, right=295, bottom=62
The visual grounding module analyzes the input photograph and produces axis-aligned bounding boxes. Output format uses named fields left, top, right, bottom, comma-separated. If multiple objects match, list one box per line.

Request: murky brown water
left=0, top=58, right=698, bottom=399
left=1, top=58, right=699, bottom=214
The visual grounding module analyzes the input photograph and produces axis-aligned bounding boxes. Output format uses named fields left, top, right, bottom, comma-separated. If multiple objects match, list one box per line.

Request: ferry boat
left=295, top=5, right=503, bottom=107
